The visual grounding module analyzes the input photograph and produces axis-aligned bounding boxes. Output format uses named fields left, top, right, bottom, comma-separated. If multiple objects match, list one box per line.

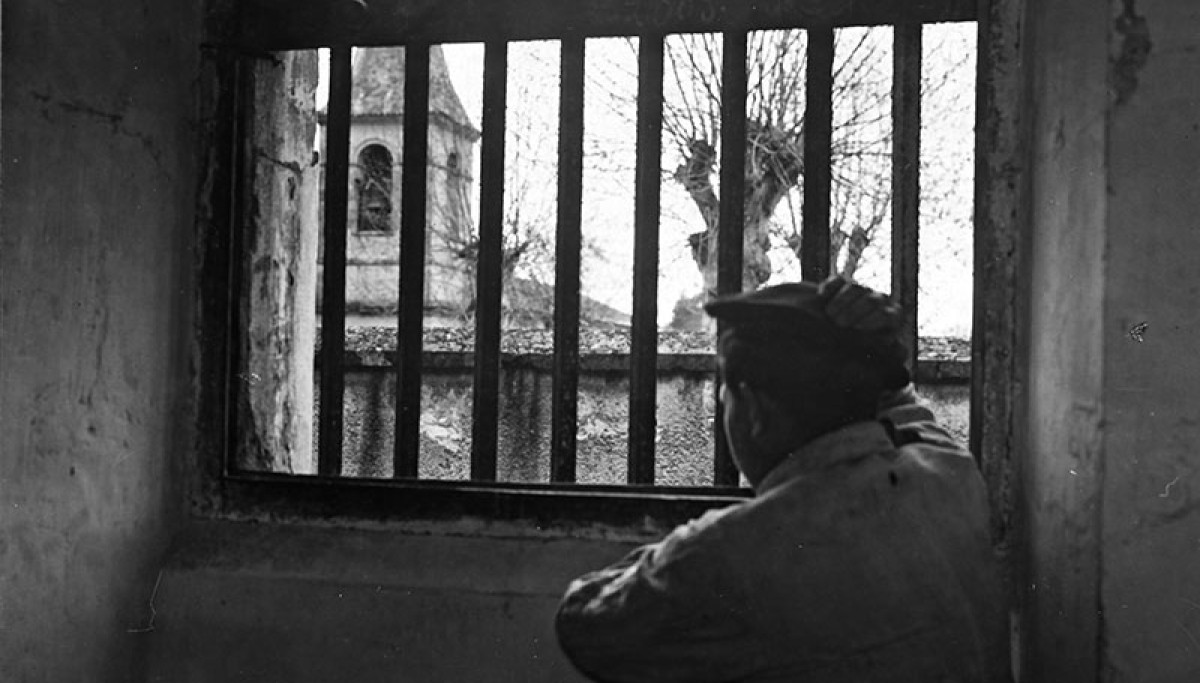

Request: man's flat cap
left=703, top=282, right=830, bottom=332
left=704, top=282, right=910, bottom=388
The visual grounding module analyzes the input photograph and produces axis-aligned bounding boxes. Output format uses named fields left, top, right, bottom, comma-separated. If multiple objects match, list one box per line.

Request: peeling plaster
left=254, top=147, right=305, bottom=176
left=1112, top=0, right=1153, bottom=106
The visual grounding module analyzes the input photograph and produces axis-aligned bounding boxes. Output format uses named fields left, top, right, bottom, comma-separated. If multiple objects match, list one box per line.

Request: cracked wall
left=240, top=52, right=322, bottom=473
left=0, top=0, right=201, bottom=680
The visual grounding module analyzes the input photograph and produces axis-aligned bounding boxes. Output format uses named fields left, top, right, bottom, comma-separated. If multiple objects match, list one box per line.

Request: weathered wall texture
left=1100, top=0, right=1200, bottom=679
left=331, top=361, right=970, bottom=486
left=1021, top=0, right=1200, bottom=680
left=0, top=1, right=200, bottom=680
left=242, top=52, right=322, bottom=473
left=145, top=521, right=637, bottom=683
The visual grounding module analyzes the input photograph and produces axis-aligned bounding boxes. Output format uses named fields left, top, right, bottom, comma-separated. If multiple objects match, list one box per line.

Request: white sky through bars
left=314, top=25, right=975, bottom=337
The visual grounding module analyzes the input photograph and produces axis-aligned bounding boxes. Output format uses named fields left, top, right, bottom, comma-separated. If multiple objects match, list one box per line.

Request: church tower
left=318, top=46, right=481, bottom=323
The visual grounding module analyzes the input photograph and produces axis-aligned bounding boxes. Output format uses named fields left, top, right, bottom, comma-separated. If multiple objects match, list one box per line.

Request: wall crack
left=254, top=148, right=305, bottom=176
left=28, top=90, right=167, bottom=170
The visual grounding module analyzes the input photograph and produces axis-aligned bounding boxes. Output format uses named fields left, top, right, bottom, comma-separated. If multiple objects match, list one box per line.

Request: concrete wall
left=0, top=1, right=201, bottom=681
left=1020, top=0, right=1200, bottom=680
left=144, top=521, right=639, bottom=683
left=1099, top=0, right=1200, bottom=679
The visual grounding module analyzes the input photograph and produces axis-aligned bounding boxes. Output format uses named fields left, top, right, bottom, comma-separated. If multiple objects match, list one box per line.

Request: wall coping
left=322, top=325, right=972, bottom=383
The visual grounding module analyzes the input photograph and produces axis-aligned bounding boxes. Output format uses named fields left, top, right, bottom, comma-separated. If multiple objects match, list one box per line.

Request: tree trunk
left=839, top=224, right=873, bottom=280
left=677, top=125, right=802, bottom=299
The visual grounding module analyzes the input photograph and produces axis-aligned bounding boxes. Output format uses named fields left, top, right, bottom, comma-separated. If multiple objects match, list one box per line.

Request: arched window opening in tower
left=356, top=144, right=394, bottom=232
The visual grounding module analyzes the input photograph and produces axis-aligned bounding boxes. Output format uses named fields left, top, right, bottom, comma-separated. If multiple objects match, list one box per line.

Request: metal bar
left=550, top=35, right=585, bottom=484
left=470, top=40, right=508, bottom=482
left=628, top=34, right=664, bottom=486
left=317, top=46, right=352, bottom=477
left=801, top=27, right=834, bottom=280
left=394, top=43, right=430, bottom=478
left=713, top=30, right=749, bottom=488
left=891, top=23, right=921, bottom=375
left=240, top=0, right=976, bottom=50
left=222, top=56, right=251, bottom=477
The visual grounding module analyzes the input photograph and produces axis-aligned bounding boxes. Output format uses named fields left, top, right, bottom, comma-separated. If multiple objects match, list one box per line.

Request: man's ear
left=740, top=383, right=771, bottom=442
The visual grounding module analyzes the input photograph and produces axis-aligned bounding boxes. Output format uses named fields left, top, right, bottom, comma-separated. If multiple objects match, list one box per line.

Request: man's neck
left=754, top=418, right=890, bottom=492
left=785, top=409, right=870, bottom=452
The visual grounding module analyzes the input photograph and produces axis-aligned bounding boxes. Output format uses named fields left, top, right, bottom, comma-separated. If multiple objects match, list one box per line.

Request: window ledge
left=212, top=472, right=749, bottom=539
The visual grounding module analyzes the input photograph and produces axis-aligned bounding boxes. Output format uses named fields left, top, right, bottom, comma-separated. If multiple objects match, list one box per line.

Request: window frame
left=196, top=0, right=999, bottom=530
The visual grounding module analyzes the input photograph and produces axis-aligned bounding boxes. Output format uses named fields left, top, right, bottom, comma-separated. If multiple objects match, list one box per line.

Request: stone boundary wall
left=321, top=328, right=972, bottom=484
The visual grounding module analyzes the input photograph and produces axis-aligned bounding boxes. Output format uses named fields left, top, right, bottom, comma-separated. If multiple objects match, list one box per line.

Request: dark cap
left=703, top=282, right=832, bottom=335
left=704, top=282, right=910, bottom=389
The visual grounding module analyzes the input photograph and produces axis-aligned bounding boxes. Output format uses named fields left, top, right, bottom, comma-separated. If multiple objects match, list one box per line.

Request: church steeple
left=316, top=43, right=481, bottom=322
left=350, top=45, right=478, bottom=138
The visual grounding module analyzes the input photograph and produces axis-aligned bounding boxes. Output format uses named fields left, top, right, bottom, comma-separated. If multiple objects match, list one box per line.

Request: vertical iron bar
left=802, top=27, right=834, bottom=281
left=713, top=30, right=748, bottom=488
left=628, top=34, right=664, bottom=486
left=892, top=24, right=922, bottom=375
left=551, top=35, right=585, bottom=484
left=470, top=41, right=508, bottom=481
left=317, top=46, right=352, bottom=477
left=394, top=43, right=430, bottom=478
left=224, top=56, right=251, bottom=476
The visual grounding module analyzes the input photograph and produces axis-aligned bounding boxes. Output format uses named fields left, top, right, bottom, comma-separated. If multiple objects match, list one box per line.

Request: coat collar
left=755, top=420, right=894, bottom=494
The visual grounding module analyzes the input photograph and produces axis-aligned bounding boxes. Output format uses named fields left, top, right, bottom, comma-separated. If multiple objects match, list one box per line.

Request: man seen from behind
left=555, top=277, right=1010, bottom=682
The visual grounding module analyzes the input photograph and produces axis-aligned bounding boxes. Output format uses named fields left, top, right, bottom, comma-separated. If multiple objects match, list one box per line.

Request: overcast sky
left=317, top=24, right=976, bottom=336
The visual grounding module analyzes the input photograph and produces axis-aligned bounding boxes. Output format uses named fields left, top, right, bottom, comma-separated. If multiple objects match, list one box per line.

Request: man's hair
left=717, top=322, right=885, bottom=422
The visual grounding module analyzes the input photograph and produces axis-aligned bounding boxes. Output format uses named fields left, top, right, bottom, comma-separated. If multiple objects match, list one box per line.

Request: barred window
left=217, top=0, right=983, bottom=522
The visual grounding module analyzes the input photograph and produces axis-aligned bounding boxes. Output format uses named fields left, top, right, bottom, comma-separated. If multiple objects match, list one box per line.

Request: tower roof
left=350, top=45, right=478, bottom=136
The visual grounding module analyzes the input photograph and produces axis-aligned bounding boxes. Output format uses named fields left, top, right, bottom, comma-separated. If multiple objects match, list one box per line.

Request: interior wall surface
left=1099, top=0, right=1200, bottom=679
left=0, top=1, right=200, bottom=680
left=144, top=521, right=638, bottom=683
left=1021, top=0, right=1200, bottom=680
left=1020, top=0, right=1109, bottom=679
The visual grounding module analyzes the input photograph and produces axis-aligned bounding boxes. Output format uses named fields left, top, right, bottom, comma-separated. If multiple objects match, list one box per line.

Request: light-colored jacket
left=556, top=393, right=1010, bottom=682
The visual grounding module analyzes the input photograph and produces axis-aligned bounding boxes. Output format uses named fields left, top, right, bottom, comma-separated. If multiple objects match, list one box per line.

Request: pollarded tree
left=666, top=29, right=893, bottom=296
left=594, top=28, right=970, bottom=298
